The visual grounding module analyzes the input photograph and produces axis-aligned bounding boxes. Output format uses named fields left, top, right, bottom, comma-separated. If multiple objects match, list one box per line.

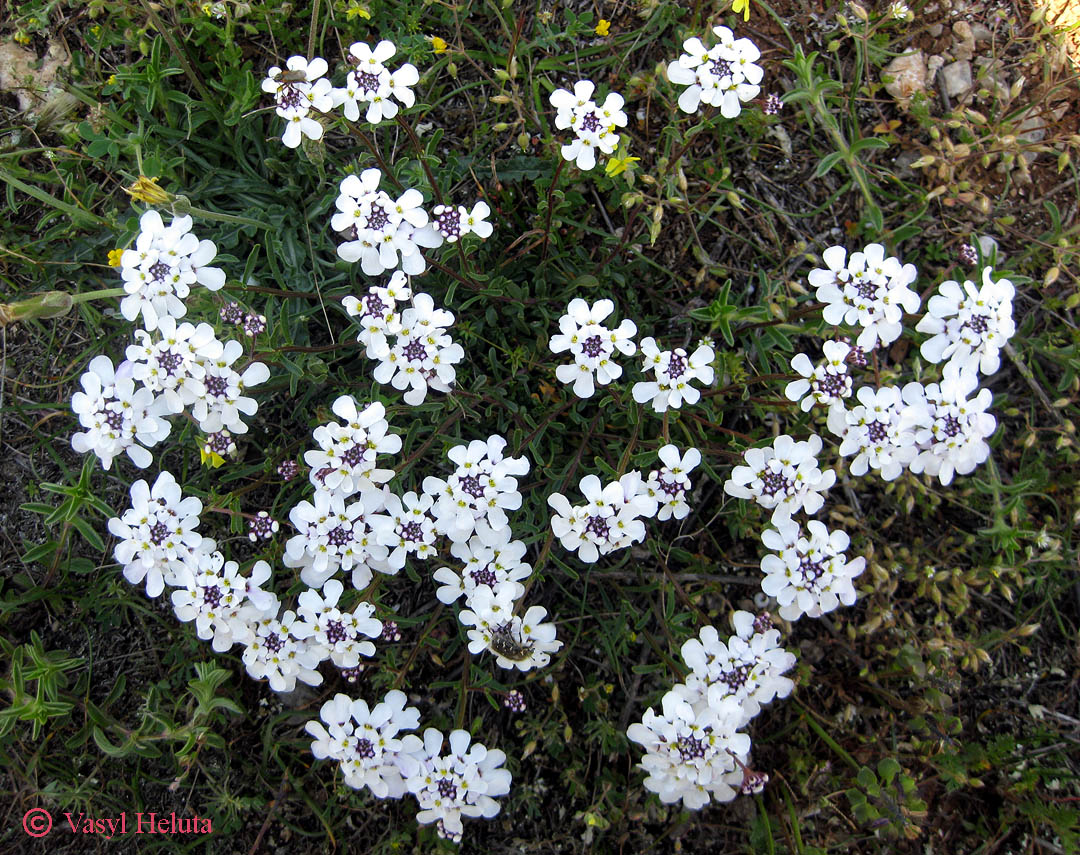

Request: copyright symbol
left=22, top=808, right=52, bottom=837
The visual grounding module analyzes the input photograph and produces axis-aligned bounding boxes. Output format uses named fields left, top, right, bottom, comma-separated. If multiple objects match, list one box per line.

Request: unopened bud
left=0, top=291, right=74, bottom=327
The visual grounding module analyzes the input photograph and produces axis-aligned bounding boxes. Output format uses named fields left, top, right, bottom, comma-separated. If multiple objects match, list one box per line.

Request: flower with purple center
left=108, top=470, right=207, bottom=597
left=915, top=266, right=1015, bottom=376
left=503, top=689, right=526, bottom=713
left=405, top=728, right=512, bottom=842
left=220, top=302, right=244, bottom=324
left=369, top=292, right=464, bottom=405
left=371, top=491, right=438, bottom=570
left=724, top=434, right=836, bottom=524
left=241, top=607, right=323, bottom=693
left=303, top=396, right=401, bottom=500
left=243, top=313, right=267, bottom=337
left=666, top=26, right=764, bottom=118
left=305, top=690, right=423, bottom=799
left=549, top=79, right=627, bottom=170
left=296, top=579, right=383, bottom=669
left=641, top=445, right=702, bottom=521
left=784, top=339, right=854, bottom=412
left=71, top=355, right=172, bottom=470
left=549, top=298, right=638, bottom=399
left=632, top=337, right=715, bottom=412
left=827, top=385, right=922, bottom=481
left=760, top=520, right=865, bottom=621
left=809, top=243, right=922, bottom=351
left=548, top=472, right=658, bottom=563
left=261, top=56, right=333, bottom=148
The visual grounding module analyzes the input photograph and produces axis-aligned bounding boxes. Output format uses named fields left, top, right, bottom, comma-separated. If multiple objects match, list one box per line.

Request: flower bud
left=0, top=291, right=74, bottom=327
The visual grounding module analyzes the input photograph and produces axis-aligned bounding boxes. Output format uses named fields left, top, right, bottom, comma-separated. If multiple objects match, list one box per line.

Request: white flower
left=303, top=396, right=401, bottom=499
left=371, top=491, right=438, bottom=569
left=432, top=536, right=532, bottom=606
left=342, top=271, right=412, bottom=357
left=459, top=587, right=562, bottom=671
left=305, top=690, right=423, bottom=799
left=463, top=201, right=493, bottom=238
left=666, top=28, right=764, bottom=118
left=296, top=579, right=382, bottom=669
left=284, top=489, right=391, bottom=589
left=901, top=362, right=997, bottom=485
left=724, top=434, right=836, bottom=523
left=423, top=434, right=530, bottom=544
left=549, top=298, right=637, bottom=398
left=71, top=355, right=171, bottom=470
left=760, top=520, right=865, bottom=621
left=189, top=340, right=270, bottom=435
left=241, top=607, right=323, bottom=693
left=627, top=690, right=750, bottom=809
left=548, top=472, right=657, bottom=563
left=406, top=728, right=512, bottom=842
left=549, top=79, right=626, bottom=170
left=916, top=267, right=1015, bottom=376
left=170, top=550, right=263, bottom=651
left=117, top=210, right=225, bottom=330
left=632, top=337, right=715, bottom=412
left=107, top=471, right=205, bottom=597
left=827, top=385, right=921, bottom=481
left=641, top=445, right=702, bottom=521
left=784, top=340, right=854, bottom=412
left=261, top=57, right=333, bottom=148
left=370, top=292, right=464, bottom=405
left=810, top=243, right=921, bottom=351
left=677, top=612, right=796, bottom=726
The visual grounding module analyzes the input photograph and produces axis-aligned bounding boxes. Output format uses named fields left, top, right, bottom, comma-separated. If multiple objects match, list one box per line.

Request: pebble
left=940, top=60, right=973, bottom=99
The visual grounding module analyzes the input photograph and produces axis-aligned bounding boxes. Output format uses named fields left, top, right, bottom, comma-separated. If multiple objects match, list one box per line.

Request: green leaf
left=813, top=151, right=845, bottom=178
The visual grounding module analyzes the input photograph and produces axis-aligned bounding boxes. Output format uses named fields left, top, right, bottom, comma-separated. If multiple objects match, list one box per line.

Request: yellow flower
left=199, top=444, right=226, bottom=469
left=106, top=74, right=116, bottom=85
left=605, top=149, right=640, bottom=177
left=431, top=36, right=448, bottom=53
left=107, top=248, right=124, bottom=267
left=594, top=19, right=611, bottom=36
left=14, top=31, right=30, bottom=45
left=123, top=176, right=172, bottom=206
left=345, top=1, right=371, bottom=19
left=732, top=0, right=750, bottom=21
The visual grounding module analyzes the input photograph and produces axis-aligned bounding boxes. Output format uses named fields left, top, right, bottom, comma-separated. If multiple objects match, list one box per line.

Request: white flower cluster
left=627, top=612, right=794, bottom=808
left=549, top=298, right=637, bottom=398
left=632, top=337, right=716, bottom=413
left=107, top=471, right=380, bottom=693
left=422, top=437, right=562, bottom=672
left=760, top=520, right=864, bottom=622
left=117, top=209, right=226, bottom=331
left=549, top=444, right=700, bottom=563
left=261, top=44, right=419, bottom=148
left=332, top=169, right=442, bottom=277
left=548, top=298, right=718, bottom=408
left=917, top=266, right=1016, bottom=376
left=126, top=316, right=270, bottom=436
left=285, top=395, right=402, bottom=589
left=261, top=56, right=334, bottom=148
left=810, top=243, right=921, bottom=352
left=724, top=434, right=835, bottom=524
left=344, top=277, right=465, bottom=405
left=667, top=26, right=764, bottom=118
left=549, top=80, right=627, bottom=171
left=310, top=702, right=514, bottom=844
left=72, top=212, right=269, bottom=470
left=804, top=246, right=1006, bottom=486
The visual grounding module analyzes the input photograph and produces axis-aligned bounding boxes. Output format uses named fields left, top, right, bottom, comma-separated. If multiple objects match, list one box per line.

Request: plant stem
left=395, top=114, right=444, bottom=205
left=540, top=157, right=566, bottom=261
left=70, top=287, right=127, bottom=304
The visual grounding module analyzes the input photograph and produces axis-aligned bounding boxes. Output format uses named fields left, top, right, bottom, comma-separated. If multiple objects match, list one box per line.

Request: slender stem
left=70, top=287, right=127, bottom=305
left=183, top=204, right=275, bottom=232
left=139, top=0, right=218, bottom=110
left=540, top=157, right=566, bottom=261
left=307, top=0, right=322, bottom=61
left=395, top=114, right=444, bottom=206
left=346, top=125, right=400, bottom=186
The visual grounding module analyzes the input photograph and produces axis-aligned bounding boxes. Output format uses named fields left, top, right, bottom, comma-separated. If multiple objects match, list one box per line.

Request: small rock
left=0, top=39, right=70, bottom=111
left=929, top=22, right=944, bottom=36
left=970, top=22, right=993, bottom=44
left=952, top=21, right=976, bottom=61
left=940, top=59, right=973, bottom=99
left=883, top=50, right=927, bottom=107
left=927, top=54, right=946, bottom=84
